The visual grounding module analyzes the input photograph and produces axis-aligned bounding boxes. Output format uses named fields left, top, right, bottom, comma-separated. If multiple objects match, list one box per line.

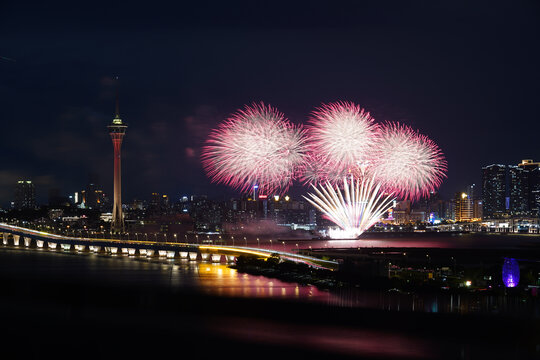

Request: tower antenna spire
left=115, top=76, right=120, bottom=118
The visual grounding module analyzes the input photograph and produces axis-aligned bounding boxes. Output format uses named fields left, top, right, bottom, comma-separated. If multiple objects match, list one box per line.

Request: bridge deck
left=0, top=223, right=338, bottom=270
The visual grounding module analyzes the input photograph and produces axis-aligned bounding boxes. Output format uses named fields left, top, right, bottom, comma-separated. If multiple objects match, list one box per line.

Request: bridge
left=0, top=223, right=338, bottom=270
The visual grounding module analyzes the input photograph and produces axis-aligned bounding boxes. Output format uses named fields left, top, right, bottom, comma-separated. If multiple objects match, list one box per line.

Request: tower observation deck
left=108, top=95, right=127, bottom=233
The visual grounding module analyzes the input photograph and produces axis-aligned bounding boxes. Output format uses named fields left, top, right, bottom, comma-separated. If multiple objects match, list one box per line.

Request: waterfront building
left=508, top=165, right=529, bottom=215
left=14, top=180, right=36, bottom=210
left=481, top=164, right=508, bottom=218
left=482, top=160, right=540, bottom=219
left=518, top=159, right=540, bottom=217
left=454, top=192, right=473, bottom=222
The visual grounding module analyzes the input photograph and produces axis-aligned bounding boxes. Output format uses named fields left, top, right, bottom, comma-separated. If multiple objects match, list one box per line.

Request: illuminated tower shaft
left=108, top=104, right=127, bottom=232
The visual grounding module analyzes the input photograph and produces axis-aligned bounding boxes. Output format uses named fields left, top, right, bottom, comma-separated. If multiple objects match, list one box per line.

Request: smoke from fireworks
left=371, top=122, right=447, bottom=201
left=306, top=102, right=378, bottom=181
left=304, top=174, right=395, bottom=239
left=201, top=103, right=307, bottom=194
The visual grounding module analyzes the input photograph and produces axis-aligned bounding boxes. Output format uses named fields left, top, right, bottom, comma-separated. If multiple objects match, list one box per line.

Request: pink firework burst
left=307, top=101, right=379, bottom=178
left=371, top=122, right=447, bottom=201
left=201, top=103, right=308, bottom=195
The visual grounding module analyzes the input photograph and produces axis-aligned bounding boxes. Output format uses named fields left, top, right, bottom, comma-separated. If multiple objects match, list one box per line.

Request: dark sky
left=1, top=1, right=539, bottom=206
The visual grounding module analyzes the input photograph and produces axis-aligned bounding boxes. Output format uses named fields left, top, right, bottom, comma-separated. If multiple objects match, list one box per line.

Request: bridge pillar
left=75, top=245, right=86, bottom=252
left=158, top=250, right=167, bottom=257
left=128, top=248, right=136, bottom=256
left=211, top=254, right=222, bottom=263
left=188, top=252, right=198, bottom=261
left=13, top=235, right=20, bottom=246
left=167, top=251, right=175, bottom=259
left=139, top=249, right=147, bottom=256
left=48, top=242, right=57, bottom=249
left=227, top=255, right=236, bottom=263
left=201, top=253, right=210, bottom=261
left=179, top=251, right=188, bottom=259
left=36, top=240, right=44, bottom=248
left=146, top=249, right=154, bottom=257
left=62, top=243, right=71, bottom=251
left=2, top=233, right=8, bottom=245
left=24, top=237, right=31, bottom=247
left=121, top=248, right=129, bottom=255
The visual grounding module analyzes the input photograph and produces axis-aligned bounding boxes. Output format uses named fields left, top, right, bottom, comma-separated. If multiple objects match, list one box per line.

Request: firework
left=303, top=174, right=395, bottom=239
left=371, top=122, right=447, bottom=200
left=307, top=101, right=379, bottom=178
left=301, top=153, right=350, bottom=185
left=201, top=103, right=307, bottom=194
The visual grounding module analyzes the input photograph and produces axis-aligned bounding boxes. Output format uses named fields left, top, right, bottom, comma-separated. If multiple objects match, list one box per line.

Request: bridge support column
left=158, top=250, right=167, bottom=257
left=48, top=242, right=57, bottom=249
left=227, top=255, right=236, bottom=263
left=188, top=252, right=198, bottom=261
left=2, top=233, right=8, bottom=245
left=24, top=237, right=31, bottom=247
left=179, top=251, right=188, bottom=259
left=62, top=243, right=71, bottom=251
left=201, top=253, right=210, bottom=261
left=167, top=251, right=175, bottom=259
left=146, top=249, right=154, bottom=257
left=13, top=235, right=20, bottom=246
left=36, top=240, right=44, bottom=248
left=139, top=249, right=147, bottom=256
left=128, top=248, right=136, bottom=256
left=211, top=254, right=221, bottom=263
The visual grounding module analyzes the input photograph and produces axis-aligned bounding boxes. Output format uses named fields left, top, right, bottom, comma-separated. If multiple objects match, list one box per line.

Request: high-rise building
left=508, top=165, right=529, bottom=215
left=108, top=84, right=127, bottom=232
left=454, top=192, right=473, bottom=222
left=518, top=159, right=540, bottom=217
left=14, top=180, right=36, bottom=209
left=482, top=160, right=540, bottom=219
left=481, top=164, right=507, bottom=218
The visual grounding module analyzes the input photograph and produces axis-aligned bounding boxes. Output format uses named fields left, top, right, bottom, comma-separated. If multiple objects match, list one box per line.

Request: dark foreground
left=0, top=271, right=538, bottom=359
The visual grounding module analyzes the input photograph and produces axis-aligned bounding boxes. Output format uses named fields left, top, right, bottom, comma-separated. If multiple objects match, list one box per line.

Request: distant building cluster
left=6, top=159, right=540, bottom=237
left=482, top=160, right=540, bottom=219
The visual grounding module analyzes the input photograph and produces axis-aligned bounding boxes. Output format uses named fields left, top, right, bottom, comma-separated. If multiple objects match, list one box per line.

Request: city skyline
left=1, top=1, right=539, bottom=206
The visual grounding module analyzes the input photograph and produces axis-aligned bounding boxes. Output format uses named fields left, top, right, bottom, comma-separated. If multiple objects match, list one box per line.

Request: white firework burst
left=202, top=103, right=308, bottom=194
left=371, top=122, right=447, bottom=200
left=308, top=101, right=379, bottom=175
left=303, top=174, right=395, bottom=239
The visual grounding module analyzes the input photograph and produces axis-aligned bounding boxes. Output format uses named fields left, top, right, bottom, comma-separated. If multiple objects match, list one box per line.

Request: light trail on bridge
left=0, top=223, right=338, bottom=270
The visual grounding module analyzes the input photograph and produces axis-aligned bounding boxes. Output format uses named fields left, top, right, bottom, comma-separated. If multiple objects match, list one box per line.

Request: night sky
left=1, top=1, right=539, bottom=206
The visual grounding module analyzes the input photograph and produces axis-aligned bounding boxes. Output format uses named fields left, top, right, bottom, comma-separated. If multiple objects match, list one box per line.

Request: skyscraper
left=508, top=165, right=529, bottom=215
left=482, top=160, right=540, bottom=219
left=108, top=86, right=127, bottom=232
left=454, top=192, right=473, bottom=222
left=14, top=180, right=35, bottom=210
left=481, top=164, right=507, bottom=218
left=518, top=159, right=540, bottom=217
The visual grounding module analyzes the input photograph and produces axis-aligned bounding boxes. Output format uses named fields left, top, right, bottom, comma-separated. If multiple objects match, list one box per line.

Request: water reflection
left=193, top=263, right=330, bottom=301
left=0, top=246, right=538, bottom=318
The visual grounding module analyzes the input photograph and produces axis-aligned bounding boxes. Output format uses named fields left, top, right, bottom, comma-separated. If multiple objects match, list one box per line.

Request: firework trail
left=304, top=174, right=395, bottom=239
left=307, top=101, right=379, bottom=180
left=201, top=103, right=308, bottom=195
left=371, top=122, right=447, bottom=201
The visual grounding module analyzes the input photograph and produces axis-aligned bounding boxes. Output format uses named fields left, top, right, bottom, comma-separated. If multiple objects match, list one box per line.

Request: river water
left=0, top=242, right=537, bottom=319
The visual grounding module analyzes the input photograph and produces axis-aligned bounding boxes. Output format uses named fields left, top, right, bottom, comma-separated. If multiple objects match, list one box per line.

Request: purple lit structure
left=502, top=258, right=520, bottom=288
